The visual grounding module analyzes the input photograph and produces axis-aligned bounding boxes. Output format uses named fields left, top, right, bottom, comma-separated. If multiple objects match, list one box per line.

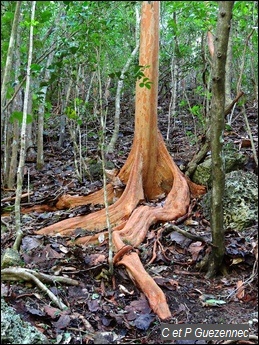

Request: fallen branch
left=1, top=267, right=80, bottom=310
left=1, top=192, right=33, bottom=203
left=164, top=222, right=212, bottom=244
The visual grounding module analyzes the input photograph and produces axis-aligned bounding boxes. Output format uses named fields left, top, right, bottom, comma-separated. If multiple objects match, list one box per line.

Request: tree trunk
left=1, top=1, right=22, bottom=137
left=106, top=6, right=140, bottom=154
left=35, top=1, right=205, bottom=320
left=206, top=0, right=234, bottom=278
left=7, top=20, right=23, bottom=189
left=225, top=25, right=233, bottom=107
left=37, top=52, right=55, bottom=169
left=14, top=1, right=36, bottom=251
left=2, top=1, right=22, bottom=188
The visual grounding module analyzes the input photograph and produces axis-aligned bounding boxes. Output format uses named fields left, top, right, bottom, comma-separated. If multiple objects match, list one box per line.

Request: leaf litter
left=1, top=101, right=258, bottom=343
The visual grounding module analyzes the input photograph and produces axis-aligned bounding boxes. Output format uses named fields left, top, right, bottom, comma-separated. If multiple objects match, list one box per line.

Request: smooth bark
left=14, top=1, right=36, bottom=251
left=206, top=1, right=235, bottom=278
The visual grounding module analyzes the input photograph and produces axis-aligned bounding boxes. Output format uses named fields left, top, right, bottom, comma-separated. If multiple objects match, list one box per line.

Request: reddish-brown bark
left=35, top=1, right=206, bottom=320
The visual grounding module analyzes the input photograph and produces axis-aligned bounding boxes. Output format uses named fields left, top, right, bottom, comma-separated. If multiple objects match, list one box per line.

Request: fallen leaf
left=21, top=236, right=42, bottom=251
left=52, top=314, right=71, bottom=329
left=44, top=306, right=63, bottom=318
left=231, top=257, right=244, bottom=265
left=134, top=313, right=154, bottom=330
left=87, top=299, right=100, bottom=312
left=184, top=218, right=199, bottom=226
left=118, top=284, right=134, bottom=295
left=236, top=280, right=245, bottom=300
left=188, top=241, right=204, bottom=261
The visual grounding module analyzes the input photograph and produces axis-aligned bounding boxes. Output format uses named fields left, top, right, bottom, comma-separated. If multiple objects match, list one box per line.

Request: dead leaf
left=58, top=244, right=69, bottom=254
left=154, top=277, right=178, bottom=290
left=111, top=176, right=125, bottom=189
left=188, top=241, right=204, bottom=261
left=170, top=232, right=192, bottom=248
left=240, top=138, right=251, bottom=148
left=134, top=313, right=154, bottom=330
left=21, top=236, right=43, bottom=251
left=125, top=294, right=151, bottom=316
left=105, top=168, right=119, bottom=180
left=44, top=306, right=63, bottom=318
left=184, top=218, right=199, bottom=226
left=236, top=280, right=245, bottom=300
left=231, top=257, right=244, bottom=265
left=118, top=284, right=134, bottom=295
left=87, top=299, right=100, bottom=312
left=52, top=314, right=71, bottom=329
left=85, top=254, right=106, bottom=266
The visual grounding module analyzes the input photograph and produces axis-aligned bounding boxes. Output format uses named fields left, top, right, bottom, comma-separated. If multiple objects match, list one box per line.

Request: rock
left=1, top=298, right=49, bottom=344
left=202, top=171, right=258, bottom=231
left=1, top=248, right=22, bottom=269
left=192, top=148, right=247, bottom=187
left=192, top=158, right=212, bottom=186
left=89, top=160, right=115, bottom=179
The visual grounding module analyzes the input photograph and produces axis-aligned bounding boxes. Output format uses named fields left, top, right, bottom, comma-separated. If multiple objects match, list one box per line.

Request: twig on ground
left=226, top=271, right=258, bottom=301
left=1, top=267, right=81, bottom=310
left=164, top=222, right=213, bottom=245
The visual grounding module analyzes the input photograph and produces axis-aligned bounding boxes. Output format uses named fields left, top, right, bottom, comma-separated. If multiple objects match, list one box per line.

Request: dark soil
left=1, top=93, right=258, bottom=344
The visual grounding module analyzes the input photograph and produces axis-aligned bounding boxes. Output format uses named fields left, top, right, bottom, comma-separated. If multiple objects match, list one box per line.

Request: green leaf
left=10, top=111, right=23, bottom=123
left=77, top=118, right=83, bottom=125
left=10, top=112, right=33, bottom=124
left=69, top=46, right=78, bottom=54
left=40, top=10, right=52, bottom=23
left=202, top=299, right=226, bottom=307
left=30, top=64, right=42, bottom=72
left=39, top=81, right=50, bottom=87
left=6, top=86, right=14, bottom=99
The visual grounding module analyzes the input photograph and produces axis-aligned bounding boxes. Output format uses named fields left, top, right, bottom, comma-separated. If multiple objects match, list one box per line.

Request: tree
left=36, top=1, right=205, bottom=320
left=1, top=1, right=22, bottom=187
left=205, top=1, right=235, bottom=277
left=1, top=1, right=21, bottom=128
left=106, top=4, right=140, bottom=154
left=14, top=1, right=36, bottom=251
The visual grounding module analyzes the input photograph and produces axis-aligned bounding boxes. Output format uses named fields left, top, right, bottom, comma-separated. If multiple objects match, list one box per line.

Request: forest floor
left=1, top=95, right=258, bottom=344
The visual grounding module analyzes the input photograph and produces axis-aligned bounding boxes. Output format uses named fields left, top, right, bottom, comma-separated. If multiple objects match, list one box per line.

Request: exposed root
left=115, top=251, right=171, bottom=320
left=36, top=153, right=144, bottom=236
left=34, top=133, right=206, bottom=320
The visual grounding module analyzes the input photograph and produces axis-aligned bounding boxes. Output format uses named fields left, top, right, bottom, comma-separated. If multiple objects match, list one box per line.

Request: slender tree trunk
left=14, top=1, right=36, bottom=251
left=166, top=12, right=178, bottom=141
left=58, top=78, right=72, bottom=147
left=1, top=1, right=22, bottom=137
left=206, top=1, right=234, bottom=278
left=225, top=25, right=233, bottom=107
left=7, top=21, right=23, bottom=189
left=37, top=52, right=55, bottom=169
left=106, top=6, right=140, bottom=153
left=2, top=1, right=22, bottom=187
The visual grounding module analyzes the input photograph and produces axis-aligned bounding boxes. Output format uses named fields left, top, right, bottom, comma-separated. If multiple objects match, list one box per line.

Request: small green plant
left=185, top=130, right=198, bottom=145
left=179, top=99, right=188, bottom=107
left=190, top=104, right=205, bottom=127
left=65, top=106, right=82, bottom=125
